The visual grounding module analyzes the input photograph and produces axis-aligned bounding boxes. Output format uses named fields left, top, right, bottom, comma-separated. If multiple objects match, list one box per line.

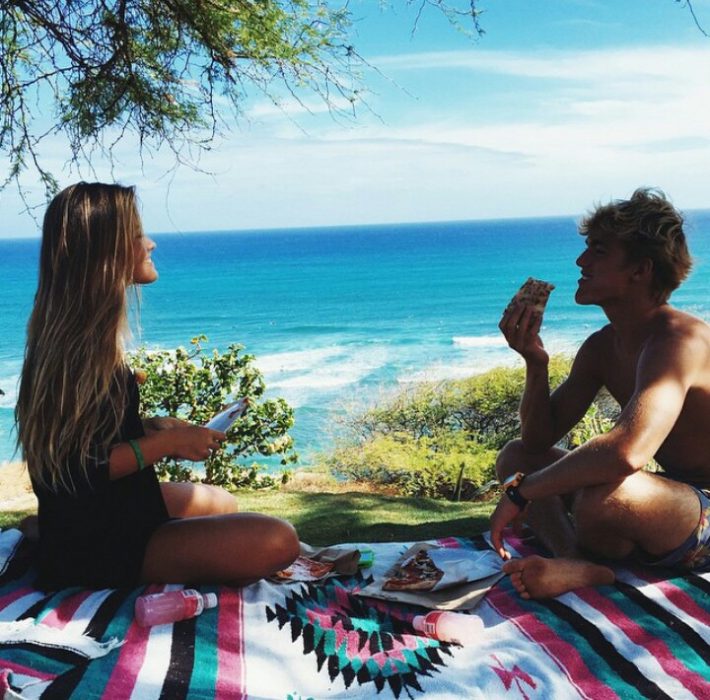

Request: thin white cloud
left=371, top=45, right=710, bottom=83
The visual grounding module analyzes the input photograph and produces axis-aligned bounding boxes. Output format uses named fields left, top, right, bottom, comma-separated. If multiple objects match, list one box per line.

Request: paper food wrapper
left=271, top=542, right=361, bottom=583
left=356, top=543, right=504, bottom=611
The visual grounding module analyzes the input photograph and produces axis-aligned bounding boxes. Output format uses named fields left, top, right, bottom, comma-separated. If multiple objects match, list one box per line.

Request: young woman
left=16, top=182, right=299, bottom=590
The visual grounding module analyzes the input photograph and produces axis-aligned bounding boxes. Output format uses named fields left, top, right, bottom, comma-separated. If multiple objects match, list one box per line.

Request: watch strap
left=504, top=472, right=529, bottom=510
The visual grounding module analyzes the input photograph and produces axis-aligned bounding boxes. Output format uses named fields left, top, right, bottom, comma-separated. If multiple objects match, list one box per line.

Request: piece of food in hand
left=382, top=549, right=444, bottom=591
left=509, top=277, right=555, bottom=314
left=134, top=369, right=147, bottom=385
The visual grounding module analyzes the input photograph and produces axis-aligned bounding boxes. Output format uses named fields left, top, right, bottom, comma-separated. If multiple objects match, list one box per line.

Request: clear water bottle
left=412, top=610, right=483, bottom=644
left=135, top=589, right=218, bottom=627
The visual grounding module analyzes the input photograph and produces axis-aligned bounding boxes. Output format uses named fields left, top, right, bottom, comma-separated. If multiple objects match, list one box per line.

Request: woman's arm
left=109, top=425, right=226, bottom=480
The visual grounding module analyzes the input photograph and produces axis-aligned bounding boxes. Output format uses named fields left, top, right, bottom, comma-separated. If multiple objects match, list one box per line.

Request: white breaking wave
left=399, top=356, right=521, bottom=384
left=452, top=335, right=508, bottom=348
left=264, top=346, right=389, bottom=405
left=256, top=346, right=345, bottom=375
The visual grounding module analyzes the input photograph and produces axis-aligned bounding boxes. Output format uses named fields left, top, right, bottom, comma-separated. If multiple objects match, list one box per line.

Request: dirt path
left=0, top=462, right=37, bottom=512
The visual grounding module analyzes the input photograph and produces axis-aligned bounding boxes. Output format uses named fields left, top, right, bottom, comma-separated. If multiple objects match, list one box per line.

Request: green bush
left=323, top=355, right=619, bottom=499
left=129, top=336, right=298, bottom=489
left=348, top=355, right=575, bottom=450
left=324, top=430, right=497, bottom=500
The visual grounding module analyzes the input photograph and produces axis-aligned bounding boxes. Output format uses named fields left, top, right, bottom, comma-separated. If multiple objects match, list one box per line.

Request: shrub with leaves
left=128, top=336, right=297, bottom=488
left=324, top=430, right=497, bottom=500
left=323, top=356, right=620, bottom=499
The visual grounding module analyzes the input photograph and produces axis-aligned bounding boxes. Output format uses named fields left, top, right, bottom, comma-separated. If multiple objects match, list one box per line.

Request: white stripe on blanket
left=560, top=591, right=695, bottom=700
left=1, top=671, right=52, bottom=700
left=0, top=531, right=22, bottom=577
left=129, top=584, right=183, bottom=700
left=615, top=569, right=710, bottom=644
left=0, top=619, right=122, bottom=657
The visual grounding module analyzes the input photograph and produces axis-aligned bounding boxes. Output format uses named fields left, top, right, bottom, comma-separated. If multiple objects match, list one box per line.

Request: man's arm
left=522, top=330, right=702, bottom=499
left=520, top=334, right=603, bottom=451
left=491, top=327, right=705, bottom=558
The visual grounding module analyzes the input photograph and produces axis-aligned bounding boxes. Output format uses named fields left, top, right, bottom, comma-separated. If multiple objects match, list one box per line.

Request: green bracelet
left=128, top=439, right=146, bottom=471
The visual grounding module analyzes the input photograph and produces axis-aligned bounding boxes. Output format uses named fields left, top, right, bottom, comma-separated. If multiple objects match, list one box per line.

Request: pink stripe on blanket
left=576, top=586, right=709, bottom=694
left=0, top=660, right=55, bottom=681
left=486, top=586, right=619, bottom=700
left=0, top=586, right=36, bottom=610
left=215, top=588, right=245, bottom=700
left=99, top=586, right=162, bottom=700
left=629, top=569, right=710, bottom=625
left=40, top=591, right=94, bottom=629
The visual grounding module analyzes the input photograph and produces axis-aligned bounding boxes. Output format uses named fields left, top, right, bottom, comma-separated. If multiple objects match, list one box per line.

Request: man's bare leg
left=496, top=439, right=580, bottom=557
left=502, top=471, right=702, bottom=599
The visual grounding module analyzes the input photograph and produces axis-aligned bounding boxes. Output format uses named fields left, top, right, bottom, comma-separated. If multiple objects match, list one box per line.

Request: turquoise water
left=3, top=213, right=710, bottom=465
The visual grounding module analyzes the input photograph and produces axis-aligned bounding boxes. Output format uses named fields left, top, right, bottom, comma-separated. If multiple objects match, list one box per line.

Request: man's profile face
left=574, top=233, right=636, bottom=307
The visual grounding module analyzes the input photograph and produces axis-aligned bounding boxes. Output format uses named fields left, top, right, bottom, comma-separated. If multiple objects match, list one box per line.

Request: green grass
left=0, top=490, right=495, bottom=546
left=235, top=489, right=494, bottom=545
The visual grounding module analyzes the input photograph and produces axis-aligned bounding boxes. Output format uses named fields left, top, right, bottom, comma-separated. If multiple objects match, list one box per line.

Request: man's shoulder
left=652, top=307, right=710, bottom=343
left=643, top=307, right=710, bottom=367
left=580, top=324, right=615, bottom=351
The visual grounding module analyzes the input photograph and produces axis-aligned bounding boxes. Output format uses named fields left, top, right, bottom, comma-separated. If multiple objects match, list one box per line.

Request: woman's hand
left=143, top=416, right=191, bottom=434
left=167, top=426, right=226, bottom=461
left=499, top=302, right=548, bottom=365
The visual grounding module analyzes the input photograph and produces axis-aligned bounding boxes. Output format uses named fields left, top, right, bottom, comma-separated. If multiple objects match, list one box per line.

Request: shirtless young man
left=490, top=188, right=710, bottom=600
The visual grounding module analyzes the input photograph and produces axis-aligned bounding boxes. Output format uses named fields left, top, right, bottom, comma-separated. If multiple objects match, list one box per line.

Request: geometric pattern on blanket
left=265, top=569, right=454, bottom=698
left=0, top=529, right=708, bottom=699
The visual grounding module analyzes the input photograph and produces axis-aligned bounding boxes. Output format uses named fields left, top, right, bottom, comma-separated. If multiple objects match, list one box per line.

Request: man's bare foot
left=502, top=555, right=614, bottom=600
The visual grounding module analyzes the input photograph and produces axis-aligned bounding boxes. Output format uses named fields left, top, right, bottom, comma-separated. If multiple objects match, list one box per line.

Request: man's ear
left=631, top=256, right=653, bottom=281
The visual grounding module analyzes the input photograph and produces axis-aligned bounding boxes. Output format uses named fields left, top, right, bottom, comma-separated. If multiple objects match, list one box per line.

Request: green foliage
left=0, top=1, right=482, bottom=196
left=348, top=355, right=574, bottom=450
left=129, top=336, right=297, bottom=489
left=324, top=355, right=618, bottom=499
left=324, top=430, right=497, bottom=500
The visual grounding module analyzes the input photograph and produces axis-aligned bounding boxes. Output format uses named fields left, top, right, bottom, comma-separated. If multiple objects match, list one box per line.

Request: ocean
left=3, top=212, right=710, bottom=467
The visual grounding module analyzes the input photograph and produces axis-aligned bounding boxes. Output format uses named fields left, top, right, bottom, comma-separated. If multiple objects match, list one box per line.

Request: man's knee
left=496, top=439, right=525, bottom=481
left=495, top=439, right=565, bottom=480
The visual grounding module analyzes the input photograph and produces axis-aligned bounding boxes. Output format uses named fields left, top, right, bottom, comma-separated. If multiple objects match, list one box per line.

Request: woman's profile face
left=132, top=234, right=158, bottom=285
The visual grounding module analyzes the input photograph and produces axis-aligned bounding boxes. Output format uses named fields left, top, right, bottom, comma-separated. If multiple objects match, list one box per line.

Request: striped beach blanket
left=0, top=528, right=707, bottom=698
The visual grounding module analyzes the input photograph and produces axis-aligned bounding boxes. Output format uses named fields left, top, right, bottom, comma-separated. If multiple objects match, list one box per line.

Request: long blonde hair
left=16, top=182, right=142, bottom=491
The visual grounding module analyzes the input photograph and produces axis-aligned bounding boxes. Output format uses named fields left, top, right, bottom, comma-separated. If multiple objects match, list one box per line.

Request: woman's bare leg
left=160, top=482, right=238, bottom=518
left=140, top=513, right=299, bottom=586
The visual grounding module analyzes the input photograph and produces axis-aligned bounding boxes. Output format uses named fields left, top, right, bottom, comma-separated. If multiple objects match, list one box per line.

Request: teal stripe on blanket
left=67, top=589, right=139, bottom=697
left=188, top=589, right=220, bottom=698
left=610, top=582, right=710, bottom=678
left=496, top=576, right=660, bottom=699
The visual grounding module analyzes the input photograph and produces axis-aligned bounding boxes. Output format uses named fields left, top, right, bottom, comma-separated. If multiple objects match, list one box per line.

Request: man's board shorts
left=639, top=485, right=710, bottom=572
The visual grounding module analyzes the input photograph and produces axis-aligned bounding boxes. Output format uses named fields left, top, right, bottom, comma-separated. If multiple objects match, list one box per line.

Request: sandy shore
left=0, top=462, right=37, bottom=512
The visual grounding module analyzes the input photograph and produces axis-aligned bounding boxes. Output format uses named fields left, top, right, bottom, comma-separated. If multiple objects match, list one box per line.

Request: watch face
left=503, top=472, right=524, bottom=488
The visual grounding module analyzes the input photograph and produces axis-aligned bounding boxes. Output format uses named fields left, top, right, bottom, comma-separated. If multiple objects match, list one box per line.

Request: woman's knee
left=261, top=517, right=299, bottom=570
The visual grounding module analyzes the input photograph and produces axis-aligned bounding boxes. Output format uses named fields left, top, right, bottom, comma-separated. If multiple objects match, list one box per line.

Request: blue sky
left=2, top=0, right=710, bottom=238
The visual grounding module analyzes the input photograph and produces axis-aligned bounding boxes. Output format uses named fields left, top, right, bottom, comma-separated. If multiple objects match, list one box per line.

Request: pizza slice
left=273, top=556, right=334, bottom=581
left=509, top=277, right=555, bottom=314
left=382, top=549, right=444, bottom=592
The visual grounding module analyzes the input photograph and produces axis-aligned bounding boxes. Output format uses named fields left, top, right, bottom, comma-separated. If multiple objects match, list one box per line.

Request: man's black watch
left=503, top=471, right=529, bottom=510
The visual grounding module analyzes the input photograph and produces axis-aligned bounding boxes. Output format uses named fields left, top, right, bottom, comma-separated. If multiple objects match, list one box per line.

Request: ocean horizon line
left=4, top=205, right=709, bottom=242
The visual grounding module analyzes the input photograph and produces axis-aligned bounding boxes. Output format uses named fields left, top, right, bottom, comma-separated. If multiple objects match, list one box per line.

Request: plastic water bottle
left=412, top=611, right=483, bottom=644
left=135, top=589, right=218, bottom=627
